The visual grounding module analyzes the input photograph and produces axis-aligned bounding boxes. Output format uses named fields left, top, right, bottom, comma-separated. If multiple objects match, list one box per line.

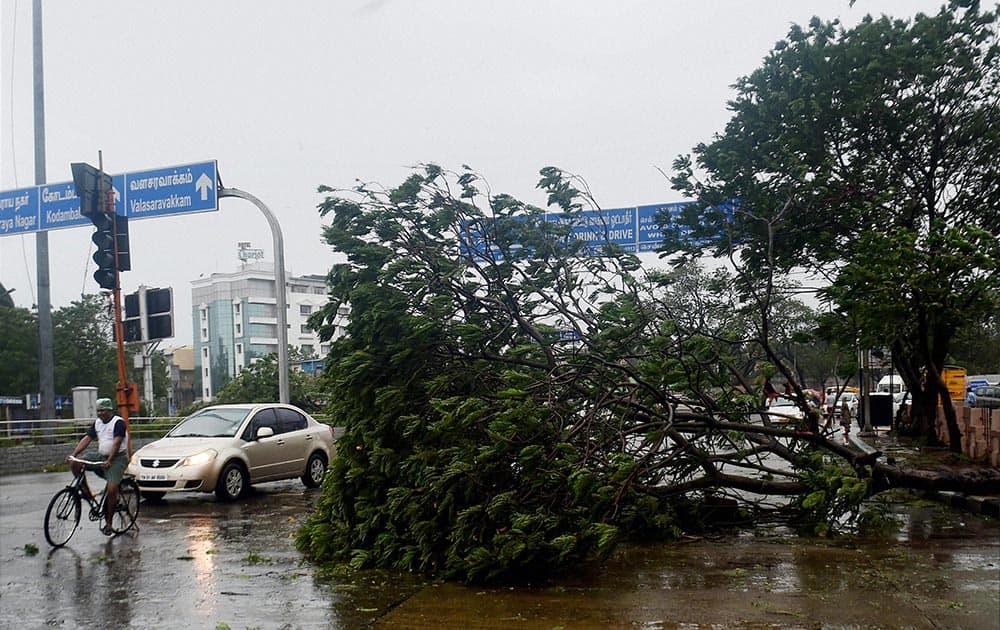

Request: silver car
left=766, top=396, right=805, bottom=424
left=127, top=403, right=335, bottom=501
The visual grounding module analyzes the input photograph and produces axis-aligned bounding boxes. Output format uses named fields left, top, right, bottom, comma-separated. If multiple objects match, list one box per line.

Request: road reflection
left=39, top=533, right=140, bottom=627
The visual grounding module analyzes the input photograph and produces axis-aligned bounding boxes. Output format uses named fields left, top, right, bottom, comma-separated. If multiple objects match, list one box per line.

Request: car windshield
left=771, top=397, right=796, bottom=407
left=167, top=407, right=251, bottom=438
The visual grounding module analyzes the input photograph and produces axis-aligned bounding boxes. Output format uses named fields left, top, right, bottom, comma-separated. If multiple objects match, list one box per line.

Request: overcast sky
left=2, top=0, right=946, bottom=346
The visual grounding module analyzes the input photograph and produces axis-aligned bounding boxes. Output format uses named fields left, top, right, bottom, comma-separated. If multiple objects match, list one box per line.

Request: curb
left=850, top=430, right=999, bottom=518
left=919, top=492, right=1000, bottom=518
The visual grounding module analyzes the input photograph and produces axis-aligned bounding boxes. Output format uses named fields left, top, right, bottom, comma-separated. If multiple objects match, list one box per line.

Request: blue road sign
left=638, top=202, right=691, bottom=252
left=0, top=160, right=217, bottom=237
left=123, top=161, right=217, bottom=219
left=0, top=186, right=40, bottom=235
left=460, top=203, right=700, bottom=261
left=40, top=180, right=91, bottom=231
left=547, top=207, right=638, bottom=253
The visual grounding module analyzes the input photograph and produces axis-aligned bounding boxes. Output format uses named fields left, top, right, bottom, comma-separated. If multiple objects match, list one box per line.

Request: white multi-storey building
left=191, top=261, right=348, bottom=401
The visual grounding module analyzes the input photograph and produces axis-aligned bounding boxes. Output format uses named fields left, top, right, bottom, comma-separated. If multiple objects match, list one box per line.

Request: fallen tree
left=296, top=165, right=997, bottom=584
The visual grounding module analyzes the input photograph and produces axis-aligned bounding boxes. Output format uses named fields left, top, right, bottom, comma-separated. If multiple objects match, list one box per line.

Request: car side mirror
left=256, top=426, right=275, bottom=440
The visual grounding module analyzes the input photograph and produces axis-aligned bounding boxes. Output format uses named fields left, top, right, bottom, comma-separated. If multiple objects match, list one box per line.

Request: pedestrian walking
left=839, top=401, right=853, bottom=445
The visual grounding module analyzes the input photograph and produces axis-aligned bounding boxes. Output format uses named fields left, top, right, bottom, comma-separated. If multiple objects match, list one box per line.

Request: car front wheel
left=301, top=452, right=327, bottom=488
left=216, top=462, right=248, bottom=501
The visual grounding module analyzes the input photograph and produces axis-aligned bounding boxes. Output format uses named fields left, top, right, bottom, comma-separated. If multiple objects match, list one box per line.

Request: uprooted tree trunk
left=644, top=409, right=1000, bottom=498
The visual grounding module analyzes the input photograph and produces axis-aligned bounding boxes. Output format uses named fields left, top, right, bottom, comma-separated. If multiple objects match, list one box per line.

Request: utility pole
left=860, top=348, right=875, bottom=436
left=33, top=0, right=55, bottom=422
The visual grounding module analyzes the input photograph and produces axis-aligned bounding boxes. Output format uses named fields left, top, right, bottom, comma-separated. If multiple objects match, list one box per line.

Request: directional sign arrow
left=195, top=173, right=214, bottom=201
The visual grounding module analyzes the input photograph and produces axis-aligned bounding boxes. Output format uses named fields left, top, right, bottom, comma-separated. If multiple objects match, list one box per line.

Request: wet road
left=0, top=471, right=416, bottom=628
left=2, top=470, right=999, bottom=628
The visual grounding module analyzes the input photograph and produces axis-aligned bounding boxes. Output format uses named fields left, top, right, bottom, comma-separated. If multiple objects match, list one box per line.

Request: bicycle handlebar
left=67, top=455, right=105, bottom=470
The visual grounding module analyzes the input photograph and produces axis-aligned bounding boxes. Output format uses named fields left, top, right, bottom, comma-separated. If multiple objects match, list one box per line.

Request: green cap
left=96, top=398, right=114, bottom=411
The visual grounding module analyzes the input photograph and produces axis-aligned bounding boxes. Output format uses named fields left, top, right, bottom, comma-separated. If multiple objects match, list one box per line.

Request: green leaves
left=670, top=2, right=1000, bottom=443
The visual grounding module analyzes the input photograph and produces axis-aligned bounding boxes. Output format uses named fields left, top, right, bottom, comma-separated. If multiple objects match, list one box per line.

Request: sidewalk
left=849, top=425, right=1000, bottom=517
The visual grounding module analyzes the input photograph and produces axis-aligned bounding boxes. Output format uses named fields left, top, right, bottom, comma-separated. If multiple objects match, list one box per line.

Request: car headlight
left=129, top=452, right=140, bottom=466
left=180, top=449, right=218, bottom=467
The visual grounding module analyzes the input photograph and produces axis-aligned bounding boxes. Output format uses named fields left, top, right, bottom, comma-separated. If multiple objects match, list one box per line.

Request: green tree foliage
left=52, top=295, right=118, bottom=397
left=0, top=293, right=174, bottom=407
left=948, top=303, right=1000, bottom=374
left=214, top=353, right=324, bottom=411
left=667, top=2, right=1000, bottom=448
left=0, top=295, right=119, bottom=398
left=0, top=305, right=40, bottom=394
left=296, top=165, right=897, bottom=584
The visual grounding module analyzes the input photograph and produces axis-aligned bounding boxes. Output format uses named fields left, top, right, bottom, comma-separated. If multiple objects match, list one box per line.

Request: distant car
left=766, top=396, right=805, bottom=424
left=972, top=385, right=1000, bottom=409
left=838, top=392, right=860, bottom=417
left=127, top=403, right=336, bottom=501
left=825, top=391, right=859, bottom=418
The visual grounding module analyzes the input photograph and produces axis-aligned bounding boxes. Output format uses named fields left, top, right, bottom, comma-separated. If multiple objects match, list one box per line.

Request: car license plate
left=140, top=473, right=167, bottom=481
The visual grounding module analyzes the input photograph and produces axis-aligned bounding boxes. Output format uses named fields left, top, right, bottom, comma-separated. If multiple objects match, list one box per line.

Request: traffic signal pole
left=98, top=153, right=133, bottom=454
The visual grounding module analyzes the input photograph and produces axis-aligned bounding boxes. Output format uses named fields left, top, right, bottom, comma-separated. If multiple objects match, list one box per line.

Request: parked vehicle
left=766, top=396, right=805, bottom=424
left=972, top=385, right=1000, bottom=409
left=876, top=375, right=905, bottom=394
left=824, top=386, right=859, bottom=416
left=127, top=403, right=336, bottom=501
left=830, top=392, right=860, bottom=418
left=941, top=365, right=967, bottom=401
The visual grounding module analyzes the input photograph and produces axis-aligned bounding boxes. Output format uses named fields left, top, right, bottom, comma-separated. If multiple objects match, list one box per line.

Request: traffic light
left=71, top=162, right=130, bottom=290
left=89, top=212, right=130, bottom=290
left=91, top=211, right=116, bottom=290
left=71, top=162, right=110, bottom=219
left=121, top=286, right=174, bottom=342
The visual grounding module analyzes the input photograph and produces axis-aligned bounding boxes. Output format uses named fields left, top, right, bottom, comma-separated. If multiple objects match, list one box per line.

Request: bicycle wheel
left=110, top=478, right=140, bottom=534
left=44, top=487, right=81, bottom=547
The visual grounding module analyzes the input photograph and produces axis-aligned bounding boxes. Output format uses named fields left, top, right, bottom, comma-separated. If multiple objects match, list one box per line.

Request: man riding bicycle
left=67, top=397, right=129, bottom=536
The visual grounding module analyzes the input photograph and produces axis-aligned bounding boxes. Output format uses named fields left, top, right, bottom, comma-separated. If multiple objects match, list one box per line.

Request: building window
left=299, top=304, right=312, bottom=315
left=300, top=323, right=311, bottom=334
left=300, top=344, right=314, bottom=356
left=200, top=307, right=210, bottom=342
left=233, top=301, right=243, bottom=337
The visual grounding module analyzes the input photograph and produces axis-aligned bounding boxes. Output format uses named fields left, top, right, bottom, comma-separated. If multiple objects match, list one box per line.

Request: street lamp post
left=218, top=188, right=289, bottom=404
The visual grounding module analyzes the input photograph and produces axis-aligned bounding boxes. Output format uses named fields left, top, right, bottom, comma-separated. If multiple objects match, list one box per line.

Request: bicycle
left=43, top=455, right=140, bottom=547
